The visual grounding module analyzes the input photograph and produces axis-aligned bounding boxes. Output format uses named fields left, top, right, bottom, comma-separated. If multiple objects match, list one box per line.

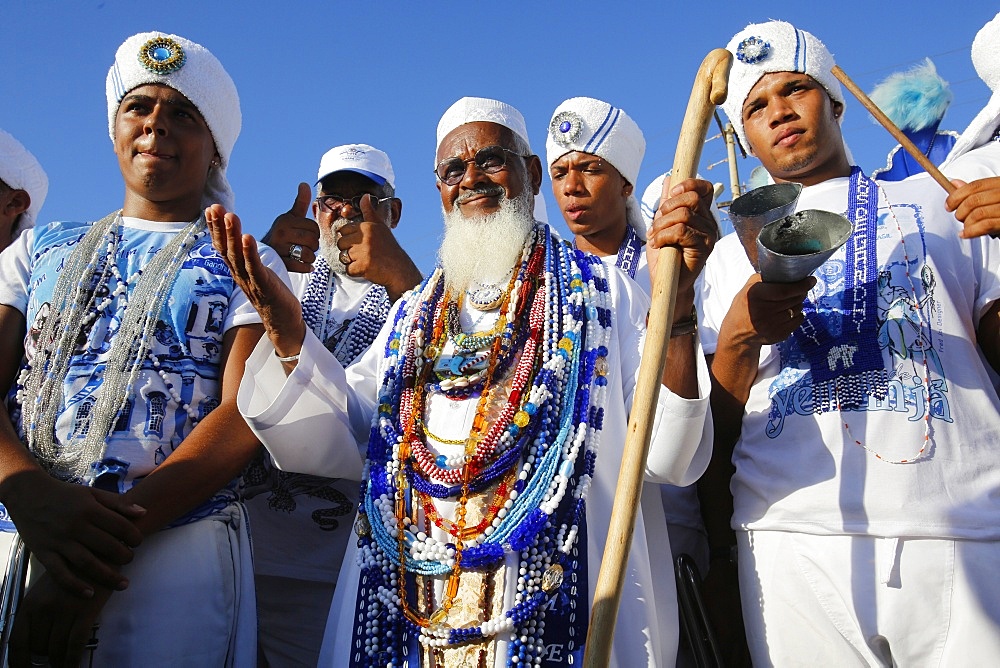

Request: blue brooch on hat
left=138, top=37, right=186, bottom=75
left=736, top=36, right=770, bottom=65
left=550, top=111, right=583, bottom=146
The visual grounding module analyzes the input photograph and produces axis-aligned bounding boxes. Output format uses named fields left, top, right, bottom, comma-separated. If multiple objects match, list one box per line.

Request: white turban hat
left=436, top=97, right=531, bottom=152
left=0, top=129, right=48, bottom=236
left=106, top=31, right=241, bottom=210
left=722, top=21, right=845, bottom=153
left=545, top=97, right=647, bottom=239
left=941, top=12, right=1000, bottom=168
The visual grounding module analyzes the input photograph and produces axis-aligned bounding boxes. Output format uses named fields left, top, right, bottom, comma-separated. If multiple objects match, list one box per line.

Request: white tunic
left=700, top=172, right=1000, bottom=539
left=238, top=264, right=712, bottom=667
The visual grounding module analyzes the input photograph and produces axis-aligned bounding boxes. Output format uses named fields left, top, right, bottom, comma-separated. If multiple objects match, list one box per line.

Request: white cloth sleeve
left=237, top=298, right=401, bottom=480
left=238, top=328, right=367, bottom=480
left=0, top=227, right=34, bottom=312
left=612, top=268, right=713, bottom=486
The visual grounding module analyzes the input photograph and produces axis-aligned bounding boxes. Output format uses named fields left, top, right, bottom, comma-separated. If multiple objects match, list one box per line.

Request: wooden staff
left=832, top=65, right=955, bottom=194
left=583, top=48, right=732, bottom=668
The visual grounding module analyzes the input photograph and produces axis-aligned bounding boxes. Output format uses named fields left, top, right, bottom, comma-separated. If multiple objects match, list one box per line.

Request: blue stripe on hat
left=584, top=104, right=616, bottom=153
left=799, top=29, right=808, bottom=72
left=590, top=108, right=621, bottom=154
left=113, top=63, right=125, bottom=100
left=793, top=29, right=802, bottom=71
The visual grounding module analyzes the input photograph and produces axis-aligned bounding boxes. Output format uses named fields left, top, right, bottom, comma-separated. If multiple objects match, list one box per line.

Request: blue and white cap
left=722, top=21, right=844, bottom=153
left=106, top=31, right=241, bottom=210
left=546, top=97, right=646, bottom=239
left=317, top=143, right=395, bottom=189
left=0, top=128, right=48, bottom=236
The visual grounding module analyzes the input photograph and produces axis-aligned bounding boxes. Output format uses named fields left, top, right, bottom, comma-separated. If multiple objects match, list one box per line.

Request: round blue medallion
left=137, top=37, right=186, bottom=74
left=559, top=121, right=571, bottom=133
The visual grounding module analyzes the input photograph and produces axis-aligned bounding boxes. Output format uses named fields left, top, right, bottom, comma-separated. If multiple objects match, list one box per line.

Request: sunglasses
left=315, top=193, right=392, bottom=215
left=434, top=145, right=526, bottom=186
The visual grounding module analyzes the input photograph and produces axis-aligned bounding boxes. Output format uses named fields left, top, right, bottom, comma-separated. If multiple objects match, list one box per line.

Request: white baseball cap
left=316, top=143, right=395, bottom=189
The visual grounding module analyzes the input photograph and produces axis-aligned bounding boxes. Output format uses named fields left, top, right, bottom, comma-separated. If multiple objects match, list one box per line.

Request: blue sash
left=793, top=167, right=888, bottom=412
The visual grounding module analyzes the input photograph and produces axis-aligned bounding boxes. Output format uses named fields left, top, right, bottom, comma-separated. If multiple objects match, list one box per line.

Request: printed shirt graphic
left=699, top=174, right=1000, bottom=539
left=0, top=217, right=280, bottom=530
left=244, top=268, right=390, bottom=582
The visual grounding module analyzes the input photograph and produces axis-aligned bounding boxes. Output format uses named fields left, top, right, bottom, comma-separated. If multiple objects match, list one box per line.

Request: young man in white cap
left=700, top=19, right=1000, bottom=665
left=0, top=31, right=286, bottom=665
left=246, top=143, right=420, bottom=666
left=211, top=95, right=716, bottom=667
left=545, top=96, right=719, bottom=667
left=0, top=129, right=48, bottom=252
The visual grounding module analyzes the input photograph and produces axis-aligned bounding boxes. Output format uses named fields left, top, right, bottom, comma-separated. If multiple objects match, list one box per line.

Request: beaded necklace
left=615, top=222, right=643, bottom=279
left=793, top=171, right=934, bottom=464
left=839, top=185, right=933, bottom=464
left=19, top=212, right=205, bottom=483
left=349, top=225, right=612, bottom=667
left=301, top=256, right=391, bottom=364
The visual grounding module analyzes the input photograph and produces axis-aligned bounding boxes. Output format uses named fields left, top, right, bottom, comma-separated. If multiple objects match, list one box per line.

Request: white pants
left=739, top=530, right=1000, bottom=667
left=6, top=504, right=256, bottom=667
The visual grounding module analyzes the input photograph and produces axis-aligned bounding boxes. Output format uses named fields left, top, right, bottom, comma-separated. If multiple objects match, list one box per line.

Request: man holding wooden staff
left=213, top=96, right=716, bottom=666
left=700, top=19, right=1000, bottom=666
left=544, top=96, right=719, bottom=667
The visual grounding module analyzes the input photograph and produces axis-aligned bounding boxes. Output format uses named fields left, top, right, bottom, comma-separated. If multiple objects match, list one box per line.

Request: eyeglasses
left=315, top=193, right=392, bottom=215
left=434, top=145, right=526, bottom=186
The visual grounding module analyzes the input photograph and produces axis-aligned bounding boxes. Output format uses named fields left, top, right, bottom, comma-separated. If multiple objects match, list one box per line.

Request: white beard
left=319, top=218, right=351, bottom=275
left=438, top=188, right=535, bottom=296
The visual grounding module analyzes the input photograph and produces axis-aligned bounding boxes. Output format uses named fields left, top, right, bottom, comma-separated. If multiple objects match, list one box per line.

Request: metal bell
left=756, top=210, right=852, bottom=283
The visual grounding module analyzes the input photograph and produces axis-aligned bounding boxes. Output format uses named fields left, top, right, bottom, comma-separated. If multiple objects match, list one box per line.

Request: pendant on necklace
left=541, top=564, right=564, bottom=592
left=467, top=284, right=504, bottom=311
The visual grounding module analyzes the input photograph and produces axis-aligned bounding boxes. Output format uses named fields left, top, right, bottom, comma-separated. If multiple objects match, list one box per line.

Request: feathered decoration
left=869, top=58, right=952, bottom=132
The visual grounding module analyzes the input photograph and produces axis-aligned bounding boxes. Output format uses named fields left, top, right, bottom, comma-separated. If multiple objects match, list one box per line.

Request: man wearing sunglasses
left=246, top=144, right=421, bottom=666
left=214, top=97, right=715, bottom=667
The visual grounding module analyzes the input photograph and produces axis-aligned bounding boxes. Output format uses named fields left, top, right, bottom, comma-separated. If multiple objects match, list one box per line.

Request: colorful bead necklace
left=349, top=225, right=612, bottom=667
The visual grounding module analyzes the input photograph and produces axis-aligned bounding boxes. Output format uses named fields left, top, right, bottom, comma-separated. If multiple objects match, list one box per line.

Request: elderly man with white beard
left=209, top=96, right=715, bottom=668
left=244, top=144, right=421, bottom=666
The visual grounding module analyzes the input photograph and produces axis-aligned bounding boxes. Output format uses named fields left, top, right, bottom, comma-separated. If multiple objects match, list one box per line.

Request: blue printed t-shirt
left=0, top=216, right=281, bottom=527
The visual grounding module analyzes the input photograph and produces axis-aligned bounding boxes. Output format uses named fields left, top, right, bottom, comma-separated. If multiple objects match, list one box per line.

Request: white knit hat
left=545, top=97, right=647, bottom=239
left=0, top=129, right=48, bottom=236
left=941, top=12, right=1000, bottom=169
left=106, top=31, right=241, bottom=210
left=317, top=144, right=395, bottom=188
left=436, top=97, right=531, bottom=152
left=722, top=21, right=845, bottom=153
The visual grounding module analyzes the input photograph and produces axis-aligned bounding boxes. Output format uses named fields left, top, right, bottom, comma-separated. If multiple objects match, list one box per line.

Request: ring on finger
left=289, top=243, right=304, bottom=262
left=339, top=250, right=352, bottom=265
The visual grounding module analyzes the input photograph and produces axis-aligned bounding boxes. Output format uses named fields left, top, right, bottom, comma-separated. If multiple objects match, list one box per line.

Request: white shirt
left=238, top=261, right=712, bottom=667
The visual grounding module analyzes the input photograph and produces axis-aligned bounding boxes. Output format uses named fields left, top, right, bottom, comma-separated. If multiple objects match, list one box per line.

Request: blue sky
left=4, top=1, right=994, bottom=272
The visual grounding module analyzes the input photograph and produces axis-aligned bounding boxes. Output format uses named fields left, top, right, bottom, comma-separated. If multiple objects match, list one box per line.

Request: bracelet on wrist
left=670, top=307, right=699, bottom=338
